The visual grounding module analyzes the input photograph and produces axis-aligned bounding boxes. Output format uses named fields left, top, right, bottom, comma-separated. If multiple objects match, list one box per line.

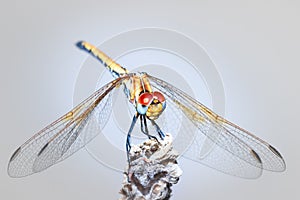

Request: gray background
left=1, top=0, right=299, bottom=199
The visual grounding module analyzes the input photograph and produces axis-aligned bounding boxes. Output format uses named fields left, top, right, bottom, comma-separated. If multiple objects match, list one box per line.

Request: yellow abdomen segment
left=76, top=41, right=129, bottom=77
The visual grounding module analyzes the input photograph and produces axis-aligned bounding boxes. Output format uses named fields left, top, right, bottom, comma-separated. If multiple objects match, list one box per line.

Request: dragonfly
left=8, top=41, right=286, bottom=179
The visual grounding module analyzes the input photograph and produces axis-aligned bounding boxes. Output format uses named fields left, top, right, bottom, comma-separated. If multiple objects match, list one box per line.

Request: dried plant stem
left=119, top=134, right=182, bottom=200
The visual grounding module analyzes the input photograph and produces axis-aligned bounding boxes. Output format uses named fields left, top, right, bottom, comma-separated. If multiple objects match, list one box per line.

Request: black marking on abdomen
left=75, top=41, right=85, bottom=50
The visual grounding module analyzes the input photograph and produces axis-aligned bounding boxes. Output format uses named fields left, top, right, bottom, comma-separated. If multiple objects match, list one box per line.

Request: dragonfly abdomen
left=76, top=41, right=129, bottom=78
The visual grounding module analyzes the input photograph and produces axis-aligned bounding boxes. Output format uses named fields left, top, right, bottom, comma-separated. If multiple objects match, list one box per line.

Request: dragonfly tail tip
left=75, top=41, right=85, bottom=49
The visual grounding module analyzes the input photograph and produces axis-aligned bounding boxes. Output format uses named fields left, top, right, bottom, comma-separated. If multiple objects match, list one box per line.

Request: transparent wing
left=8, top=76, right=130, bottom=177
left=147, top=74, right=286, bottom=178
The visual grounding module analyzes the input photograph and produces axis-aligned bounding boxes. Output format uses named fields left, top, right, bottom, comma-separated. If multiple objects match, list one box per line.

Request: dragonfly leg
left=126, top=113, right=141, bottom=183
left=140, top=115, right=159, bottom=143
left=151, top=120, right=165, bottom=140
left=126, top=113, right=139, bottom=162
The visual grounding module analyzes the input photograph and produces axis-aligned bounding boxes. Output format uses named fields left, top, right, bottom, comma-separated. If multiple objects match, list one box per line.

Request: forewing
left=220, top=120, right=286, bottom=172
left=8, top=76, right=128, bottom=177
left=147, top=74, right=285, bottom=178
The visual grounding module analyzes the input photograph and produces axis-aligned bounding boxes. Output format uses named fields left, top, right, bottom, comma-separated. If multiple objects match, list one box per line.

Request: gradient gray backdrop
left=1, top=1, right=299, bottom=199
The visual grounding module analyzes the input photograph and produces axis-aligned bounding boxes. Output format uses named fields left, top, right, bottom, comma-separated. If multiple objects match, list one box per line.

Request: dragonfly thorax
left=136, top=91, right=166, bottom=120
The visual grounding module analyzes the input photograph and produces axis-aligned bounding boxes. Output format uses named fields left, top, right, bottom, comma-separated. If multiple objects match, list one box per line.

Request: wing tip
left=268, top=145, right=286, bottom=171
left=8, top=147, right=23, bottom=178
left=250, top=149, right=262, bottom=164
left=268, top=145, right=284, bottom=159
left=9, top=147, right=21, bottom=163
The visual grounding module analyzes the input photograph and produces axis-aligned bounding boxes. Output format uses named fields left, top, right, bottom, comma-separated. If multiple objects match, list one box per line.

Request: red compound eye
left=138, top=92, right=154, bottom=106
left=153, top=91, right=165, bottom=102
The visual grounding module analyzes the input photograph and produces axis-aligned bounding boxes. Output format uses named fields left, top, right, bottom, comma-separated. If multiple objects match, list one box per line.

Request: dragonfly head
left=136, top=91, right=166, bottom=120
